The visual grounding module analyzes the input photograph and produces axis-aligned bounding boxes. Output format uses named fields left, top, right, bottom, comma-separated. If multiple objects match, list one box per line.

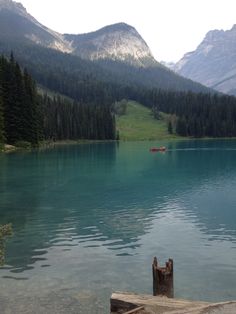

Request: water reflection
left=0, top=140, right=236, bottom=307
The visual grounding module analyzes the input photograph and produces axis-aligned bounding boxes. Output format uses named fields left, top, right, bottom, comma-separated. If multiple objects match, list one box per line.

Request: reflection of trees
left=0, top=140, right=236, bottom=271
left=0, top=143, right=118, bottom=271
left=0, top=224, right=12, bottom=266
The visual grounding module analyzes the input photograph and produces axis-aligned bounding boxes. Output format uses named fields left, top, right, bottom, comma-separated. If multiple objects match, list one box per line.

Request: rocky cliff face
left=0, top=0, right=157, bottom=68
left=0, top=0, right=25, bottom=14
left=64, top=23, right=157, bottom=67
left=0, top=0, right=72, bottom=53
left=175, top=25, right=236, bottom=95
left=0, top=0, right=212, bottom=93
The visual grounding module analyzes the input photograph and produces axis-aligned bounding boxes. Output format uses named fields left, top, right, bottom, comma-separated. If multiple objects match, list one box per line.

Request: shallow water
left=0, top=140, right=236, bottom=313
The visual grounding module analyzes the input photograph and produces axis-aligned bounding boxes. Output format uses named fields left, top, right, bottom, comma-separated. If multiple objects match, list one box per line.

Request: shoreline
left=1, top=137, right=236, bottom=153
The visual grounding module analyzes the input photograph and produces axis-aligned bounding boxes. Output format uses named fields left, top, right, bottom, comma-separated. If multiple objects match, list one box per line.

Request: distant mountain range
left=174, top=25, right=236, bottom=95
left=0, top=0, right=210, bottom=95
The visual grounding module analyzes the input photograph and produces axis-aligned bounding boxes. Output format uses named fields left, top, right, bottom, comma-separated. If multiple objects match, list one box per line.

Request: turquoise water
left=0, top=140, right=236, bottom=313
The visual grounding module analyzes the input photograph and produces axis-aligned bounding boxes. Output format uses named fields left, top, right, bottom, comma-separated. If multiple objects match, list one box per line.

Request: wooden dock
left=111, top=291, right=236, bottom=314
left=111, top=257, right=236, bottom=313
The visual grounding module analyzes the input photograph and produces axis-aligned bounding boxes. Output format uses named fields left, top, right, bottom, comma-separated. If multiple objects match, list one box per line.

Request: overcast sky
left=20, top=0, right=236, bottom=62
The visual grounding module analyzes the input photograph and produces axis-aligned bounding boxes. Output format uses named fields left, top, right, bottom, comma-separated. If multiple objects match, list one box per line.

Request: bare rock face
left=0, top=0, right=157, bottom=68
left=0, top=0, right=25, bottom=13
left=64, top=23, right=157, bottom=67
left=175, top=25, right=236, bottom=95
left=160, top=61, right=176, bottom=71
left=0, top=0, right=72, bottom=53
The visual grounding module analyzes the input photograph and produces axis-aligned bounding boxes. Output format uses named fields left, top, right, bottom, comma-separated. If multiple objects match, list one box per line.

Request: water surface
left=0, top=140, right=236, bottom=313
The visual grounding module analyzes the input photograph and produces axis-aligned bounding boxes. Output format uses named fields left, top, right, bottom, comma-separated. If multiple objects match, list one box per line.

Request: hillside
left=116, top=101, right=177, bottom=140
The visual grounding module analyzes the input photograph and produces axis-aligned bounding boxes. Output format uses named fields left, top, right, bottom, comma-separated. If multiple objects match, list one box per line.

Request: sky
left=19, top=0, right=236, bottom=62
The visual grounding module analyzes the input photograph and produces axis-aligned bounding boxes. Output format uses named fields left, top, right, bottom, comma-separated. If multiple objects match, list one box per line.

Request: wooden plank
left=111, top=291, right=209, bottom=309
left=111, top=292, right=236, bottom=313
left=123, top=306, right=144, bottom=314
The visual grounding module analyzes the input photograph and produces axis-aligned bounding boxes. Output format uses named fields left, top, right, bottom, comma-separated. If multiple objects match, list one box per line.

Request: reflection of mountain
left=0, top=140, right=236, bottom=272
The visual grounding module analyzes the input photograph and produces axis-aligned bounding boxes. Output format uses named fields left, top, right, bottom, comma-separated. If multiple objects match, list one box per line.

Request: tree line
left=0, top=54, right=116, bottom=146
left=135, top=89, right=236, bottom=137
left=42, top=95, right=116, bottom=141
left=0, top=53, right=41, bottom=145
left=1, top=52, right=236, bottom=145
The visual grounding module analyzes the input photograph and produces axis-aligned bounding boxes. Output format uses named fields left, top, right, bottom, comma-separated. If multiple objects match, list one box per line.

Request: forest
left=1, top=52, right=236, bottom=147
left=136, top=89, right=236, bottom=137
left=0, top=54, right=116, bottom=146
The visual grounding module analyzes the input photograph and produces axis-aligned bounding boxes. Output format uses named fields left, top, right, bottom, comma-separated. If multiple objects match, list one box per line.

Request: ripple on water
left=1, top=140, right=236, bottom=309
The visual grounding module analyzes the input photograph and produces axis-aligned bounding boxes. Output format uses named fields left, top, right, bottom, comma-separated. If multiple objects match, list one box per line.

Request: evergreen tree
left=176, top=116, right=188, bottom=136
left=23, top=69, right=42, bottom=144
left=0, top=54, right=43, bottom=145
left=2, top=54, right=20, bottom=144
left=168, top=120, right=173, bottom=134
left=0, top=95, right=4, bottom=143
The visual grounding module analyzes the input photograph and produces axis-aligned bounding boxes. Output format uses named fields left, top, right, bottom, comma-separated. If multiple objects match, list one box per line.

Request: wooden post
left=152, top=257, right=173, bottom=298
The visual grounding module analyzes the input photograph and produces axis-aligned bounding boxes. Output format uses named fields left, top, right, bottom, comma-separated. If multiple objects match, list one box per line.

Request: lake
left=0, top=140, right=236, bottom=313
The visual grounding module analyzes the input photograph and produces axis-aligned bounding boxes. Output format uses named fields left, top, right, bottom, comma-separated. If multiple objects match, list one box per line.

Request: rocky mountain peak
left=0, top=0, right=72, bottom=53
left=175, top=24, right=236, bottom=95
left=64, top=22, right=157, bottom=67
left=231, top=24, right=236, bottom=31
left=97, top=22, right=135, bottom=33
left=0, top=2, right=157, bottom=68
left=203, top=29, right=224, bottom=42
left=0, top=0, right=26, bottom=15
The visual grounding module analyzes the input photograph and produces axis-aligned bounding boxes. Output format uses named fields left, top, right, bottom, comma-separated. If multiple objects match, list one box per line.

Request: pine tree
left=23, top=69, right=41, bottom=145
left=2, top=54, right=17, bottom=144
left=0, top=95, right=4, bottom=143
left=168, top=120, right=173, bottom=134
left=176, top=116, right=188, bottom=136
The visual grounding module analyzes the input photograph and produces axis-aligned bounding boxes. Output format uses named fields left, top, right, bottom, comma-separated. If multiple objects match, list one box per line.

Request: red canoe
left=150, top=146, right=166, bottom=152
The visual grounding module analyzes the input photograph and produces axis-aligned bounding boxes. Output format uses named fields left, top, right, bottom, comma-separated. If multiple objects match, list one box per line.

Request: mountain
left=0, top=0, right=211, bottom=95
left=0, top=0, right=155, bottom=67
left=160, top=61, right=176, bottom=71
left=175, top=25, right=236, bottom=95
left=64, top=23, right=157, bottom=67
left=0, top=0, right=71, bottom=52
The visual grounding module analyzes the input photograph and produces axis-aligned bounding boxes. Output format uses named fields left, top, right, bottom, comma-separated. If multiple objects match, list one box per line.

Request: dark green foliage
left=176, top=116, right=188, bottom=136
left=0, top=54, right=43, bottom=145
left=41, top=95, right=116, bottom=141
left=1, top=48, right=236, bottom=143
left=0, top=39, right=211, bottom=106
left=148, top=90, right=236, bottom=137
left=95, top=59, right=210, bottom=93
left=22, top=69, right=42, bottom=144
left=168, top=120, right=173, bottom=134
left=0, top=58, right=5, bottom=143
left=116, top=130, right=120, bottom=141
left=0, top=95, right=4, bottom=143
left=0, top=53, right=116, bottom=145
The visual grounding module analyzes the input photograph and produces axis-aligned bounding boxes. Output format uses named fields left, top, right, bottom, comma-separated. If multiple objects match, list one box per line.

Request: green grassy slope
left=116, top=101, right=178, bottom=141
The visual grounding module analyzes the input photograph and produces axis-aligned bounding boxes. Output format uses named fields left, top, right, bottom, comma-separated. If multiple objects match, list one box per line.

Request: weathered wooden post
left=152, top=257, right=173, bottom=298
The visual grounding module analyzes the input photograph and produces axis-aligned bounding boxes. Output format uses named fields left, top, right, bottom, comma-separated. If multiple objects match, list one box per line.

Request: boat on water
left=149, top=146, right=166, bottom=152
